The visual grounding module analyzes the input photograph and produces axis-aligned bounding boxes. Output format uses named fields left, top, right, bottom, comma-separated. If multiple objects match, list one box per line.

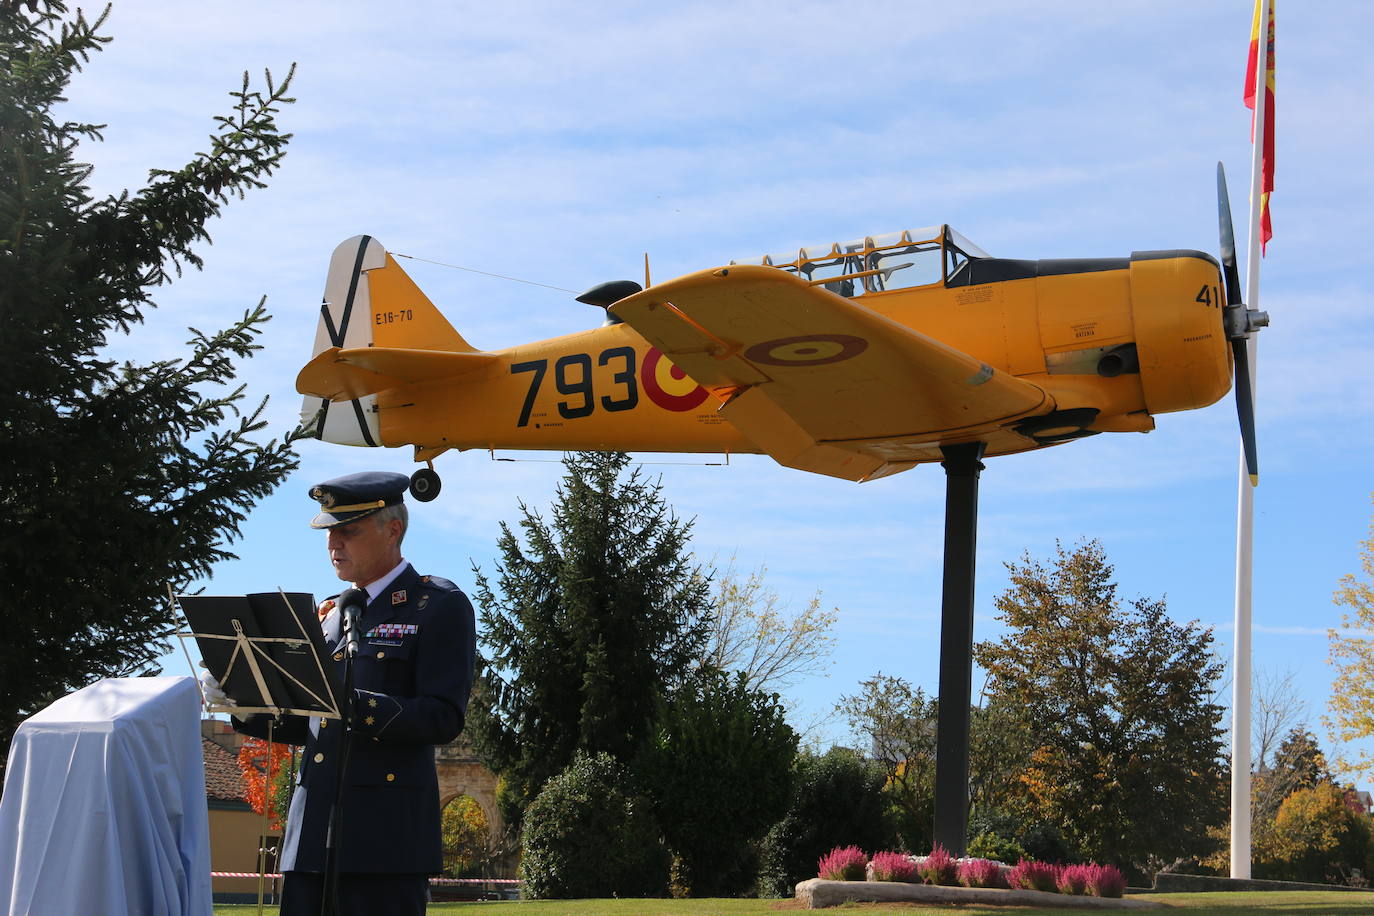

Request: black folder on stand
left=177, top=591, right=341, bottom=719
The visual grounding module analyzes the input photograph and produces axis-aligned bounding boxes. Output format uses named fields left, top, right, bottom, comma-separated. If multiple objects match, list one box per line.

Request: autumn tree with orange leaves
left=237, top=738, right=294, bottom=831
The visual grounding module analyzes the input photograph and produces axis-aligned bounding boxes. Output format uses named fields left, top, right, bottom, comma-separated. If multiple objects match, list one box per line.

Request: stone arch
left=435, top=734, right=510, bottom=874
left=439, top=793, right=491, bottom=876
left=438, top=790, right=496, bottom=841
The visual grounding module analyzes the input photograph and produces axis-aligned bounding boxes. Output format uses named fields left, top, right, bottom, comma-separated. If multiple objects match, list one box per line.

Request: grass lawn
left=213, top=890, right=1374, bottom=914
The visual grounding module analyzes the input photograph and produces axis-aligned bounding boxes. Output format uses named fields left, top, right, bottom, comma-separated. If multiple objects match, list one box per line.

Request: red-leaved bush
left=1056, top=863, right=1092, bottom=895
left=957, top=857, right=1005, bottom=889
left=817, top=845, right=868, bottom=881
left=1084, top=863, right=1126, bottom=898
left=1007, top=859, right=1059, bottom=893
left=237, top=738, right=292, bottom=831
left=869, top=851, right=916, bottom=883
left=915, top=843, right=960, bottom=886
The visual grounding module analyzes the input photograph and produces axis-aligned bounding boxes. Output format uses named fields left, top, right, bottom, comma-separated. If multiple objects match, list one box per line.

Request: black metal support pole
left=321, top=654, right=355, bottom=916
left=932, top=441, right=987, bottom=856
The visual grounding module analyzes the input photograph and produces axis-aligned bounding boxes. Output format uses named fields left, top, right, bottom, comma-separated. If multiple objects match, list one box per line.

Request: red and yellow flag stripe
left=1244, top=0, right=1275, bottom=253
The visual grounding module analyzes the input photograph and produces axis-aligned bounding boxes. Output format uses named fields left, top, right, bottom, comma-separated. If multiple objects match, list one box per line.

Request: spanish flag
left=1244, top=0, right=1275, bottom=253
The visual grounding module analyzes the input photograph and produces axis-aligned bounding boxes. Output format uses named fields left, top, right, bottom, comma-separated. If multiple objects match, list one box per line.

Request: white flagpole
left=1230, top=0, right=1269, bottom=881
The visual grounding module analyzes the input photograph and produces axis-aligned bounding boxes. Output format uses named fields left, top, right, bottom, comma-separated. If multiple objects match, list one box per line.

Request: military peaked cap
left=308, top=471, right=410, bottom=529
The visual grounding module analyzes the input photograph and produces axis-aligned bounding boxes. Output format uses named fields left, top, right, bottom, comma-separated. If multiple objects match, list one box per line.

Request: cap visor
left=310, top=507, right=383, bottom=529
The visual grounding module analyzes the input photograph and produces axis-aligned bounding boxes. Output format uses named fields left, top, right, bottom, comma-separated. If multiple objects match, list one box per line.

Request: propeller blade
left=1218, top=162, right=1259, bottom=485
left=1231, top=338, right=1259, bottom=486
left=1216, top=162, right=1244, bottom=307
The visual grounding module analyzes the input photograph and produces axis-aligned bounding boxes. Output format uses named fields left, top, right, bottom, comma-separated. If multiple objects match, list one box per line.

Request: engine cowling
left=1128, top=250, right=1232, bottom=416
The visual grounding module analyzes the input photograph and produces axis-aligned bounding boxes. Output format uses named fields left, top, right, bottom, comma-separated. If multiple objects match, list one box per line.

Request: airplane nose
left=1127, top=251, right=1232, bottom=417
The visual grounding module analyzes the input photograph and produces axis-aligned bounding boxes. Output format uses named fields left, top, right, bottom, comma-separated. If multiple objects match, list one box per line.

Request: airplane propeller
left=1216, top=162, right=1269, bottom=485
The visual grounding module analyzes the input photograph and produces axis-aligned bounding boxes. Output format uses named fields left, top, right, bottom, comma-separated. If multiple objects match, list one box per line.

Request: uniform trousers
left=279, top=870, right=428, bottom=916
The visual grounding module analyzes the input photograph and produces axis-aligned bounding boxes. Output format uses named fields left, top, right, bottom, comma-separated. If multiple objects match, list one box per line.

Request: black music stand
left=177, top=590, right=340, bottom=720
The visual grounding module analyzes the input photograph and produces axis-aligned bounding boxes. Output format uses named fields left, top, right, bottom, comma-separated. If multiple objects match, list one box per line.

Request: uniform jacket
left=236, top=564, right=476, bottom=874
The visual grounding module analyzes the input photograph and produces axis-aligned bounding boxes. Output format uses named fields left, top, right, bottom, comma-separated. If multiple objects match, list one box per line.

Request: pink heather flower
left=1085, top=863, right=1126, bottom=898
left=915, top=843, right=961, bottom=886
left=870, top=851, right=916, bottom=883
left=958, top=857, right=1006, bottom=889
left=817, top=845, right=868, bottom=881
left=1007, top=859, right=1060, bottom=893
left=1056, top=863, right=1092, bottom=895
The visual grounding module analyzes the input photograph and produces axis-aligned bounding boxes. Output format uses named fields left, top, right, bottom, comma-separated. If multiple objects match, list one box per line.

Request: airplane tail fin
left=297, top=236, right=480, bottom=447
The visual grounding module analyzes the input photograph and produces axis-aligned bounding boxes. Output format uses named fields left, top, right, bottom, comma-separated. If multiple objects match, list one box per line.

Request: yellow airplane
left=296, top=167, right=1266, bottom=501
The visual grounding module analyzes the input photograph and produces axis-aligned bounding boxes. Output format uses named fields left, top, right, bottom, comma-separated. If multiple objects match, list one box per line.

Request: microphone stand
left=321, top=595, right=363, bottom=916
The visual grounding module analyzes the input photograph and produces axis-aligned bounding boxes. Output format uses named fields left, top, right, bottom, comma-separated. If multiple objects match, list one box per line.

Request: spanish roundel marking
left=640, top=348, right=710, bottom=411
left=743, top=334, right=868, bottom=367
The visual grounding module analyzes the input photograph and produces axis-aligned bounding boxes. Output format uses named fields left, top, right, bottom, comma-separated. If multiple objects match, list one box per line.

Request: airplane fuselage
left=298, top=230, right=1231, bottom=480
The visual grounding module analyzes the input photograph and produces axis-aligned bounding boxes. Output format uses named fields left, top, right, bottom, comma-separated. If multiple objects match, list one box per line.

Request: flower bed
left=1086, top=863, right=1127, bottom=898
left=959, top=857, right=1006, bottom=889
left=869, top=851, right=915, bottom=883
left=818, top=845, right=1128, bottom=901
left=1058, top=863, right=1093, bottom=895
left=915, top=844, right=961, bottom=886
left=817, top=846, right=868, bottom=881
left=1009, top=859, right=1060, bottom=893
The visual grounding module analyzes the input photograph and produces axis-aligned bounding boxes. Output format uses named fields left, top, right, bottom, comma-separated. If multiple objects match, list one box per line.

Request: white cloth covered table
left=0, top=677, right=212, bottom=916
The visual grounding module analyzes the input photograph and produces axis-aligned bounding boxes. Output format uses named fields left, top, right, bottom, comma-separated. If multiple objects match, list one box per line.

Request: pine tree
left=0, top=2, right=297, bottom=775
left=467, top=452, right=712, bottom=823
left=973, top=540, right=1227, bottom=875
left=1271, top=728, right=1335, bottom=794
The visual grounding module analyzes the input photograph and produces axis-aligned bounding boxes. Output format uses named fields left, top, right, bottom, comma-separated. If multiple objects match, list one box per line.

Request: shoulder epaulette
left=418, top=574, right=459, bottom=591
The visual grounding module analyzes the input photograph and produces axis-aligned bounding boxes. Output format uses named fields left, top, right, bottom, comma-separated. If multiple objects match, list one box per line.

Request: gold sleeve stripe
left=325, top=499, right=387, bottom=513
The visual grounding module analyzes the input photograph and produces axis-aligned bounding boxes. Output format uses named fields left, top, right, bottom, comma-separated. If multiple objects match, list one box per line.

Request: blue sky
left=66, top=2, right=1373, bottom=767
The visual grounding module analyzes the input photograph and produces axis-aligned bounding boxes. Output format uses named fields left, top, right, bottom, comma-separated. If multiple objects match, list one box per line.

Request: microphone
left=338, top=587, right=368, bottom=657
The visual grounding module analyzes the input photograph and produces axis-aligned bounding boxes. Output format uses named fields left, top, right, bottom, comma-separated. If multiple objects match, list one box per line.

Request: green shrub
left=967, top=810, right=1075, bottom=864
left=967, top=831, right=1026, bottom=865
left=886, top=783, right=933, bottom=855
left=756, top=748, right=897, bottom=897
left=1019, top=821, right=1075, bottom=864
left=520, top=752, right=670, bottom=898
left=637, top=671, right=798, bottom=897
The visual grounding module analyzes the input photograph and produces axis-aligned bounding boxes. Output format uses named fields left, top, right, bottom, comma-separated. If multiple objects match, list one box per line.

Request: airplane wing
left=297, top=347, right=496, bottom=402
left=610, top=265, right=1052, bottom=481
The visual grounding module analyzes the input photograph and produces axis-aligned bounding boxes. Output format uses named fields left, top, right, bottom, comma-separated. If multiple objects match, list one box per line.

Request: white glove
left=198, top=666, right=236, bottom=708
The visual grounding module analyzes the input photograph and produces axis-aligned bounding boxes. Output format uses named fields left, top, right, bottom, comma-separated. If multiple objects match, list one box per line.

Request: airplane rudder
left=301, top=235, right=389, bottom=448
left=313, top=235, right=387, bottom=356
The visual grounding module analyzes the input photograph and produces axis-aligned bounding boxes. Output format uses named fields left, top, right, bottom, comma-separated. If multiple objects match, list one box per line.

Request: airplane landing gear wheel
left=409, top=468, right=441, bottom=502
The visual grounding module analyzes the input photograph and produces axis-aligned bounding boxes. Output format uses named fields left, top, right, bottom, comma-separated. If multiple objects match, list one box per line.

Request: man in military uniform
left=208, top=471, right=476, bottom=916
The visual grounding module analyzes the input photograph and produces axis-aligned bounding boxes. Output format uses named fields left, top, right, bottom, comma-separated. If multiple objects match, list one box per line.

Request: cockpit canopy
left=729, top=225, right=989, bottom=298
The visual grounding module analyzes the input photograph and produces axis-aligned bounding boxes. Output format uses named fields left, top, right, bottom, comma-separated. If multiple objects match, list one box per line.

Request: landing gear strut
left=409, top=466, right=441, bottom=502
